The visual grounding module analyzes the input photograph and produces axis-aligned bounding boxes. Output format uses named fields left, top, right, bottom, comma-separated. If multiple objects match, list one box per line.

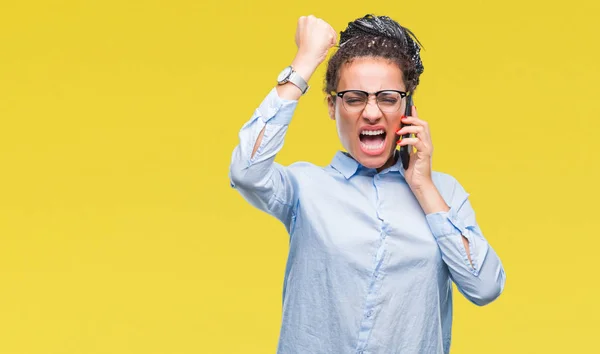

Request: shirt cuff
left=257, top=87, right=299, bottom=125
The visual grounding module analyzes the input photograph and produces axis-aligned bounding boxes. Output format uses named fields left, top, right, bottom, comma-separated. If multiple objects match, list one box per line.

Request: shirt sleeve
left=425, top=177, right=506, bottom=306
left=228, top=87, right=299, bottom=232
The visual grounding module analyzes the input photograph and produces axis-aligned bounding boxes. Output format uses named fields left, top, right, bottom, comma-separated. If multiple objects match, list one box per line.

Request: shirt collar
left=330, top=150, right=405, bottom=179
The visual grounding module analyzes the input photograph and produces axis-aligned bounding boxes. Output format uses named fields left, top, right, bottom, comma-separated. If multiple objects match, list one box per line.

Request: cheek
left=336, top=111, right=353, bottom=135
left=335, top=113, right=356, bottom=145
left=389, top=114, right=403, bottom=130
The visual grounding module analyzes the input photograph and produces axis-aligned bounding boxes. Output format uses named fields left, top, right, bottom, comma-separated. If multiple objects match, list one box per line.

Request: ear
left=327, top=95, right=336, bottom=120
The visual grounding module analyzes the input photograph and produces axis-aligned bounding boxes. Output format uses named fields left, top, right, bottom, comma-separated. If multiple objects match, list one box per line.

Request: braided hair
left=324, top=14, right=424, bottom=95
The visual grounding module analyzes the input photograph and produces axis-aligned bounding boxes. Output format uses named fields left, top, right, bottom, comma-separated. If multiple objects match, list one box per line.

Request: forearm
left=417, top=179, right=505, bottom=306
left=229, top=89, right=298, bottom=227
left=231, top=15, right=337, bottom=229
left=251, top=55, right=319, bottom=158
left=434, top=230, right=506, bottom=306
left=412, top=182, right=473, bottom=266
left=412, top=181, right=450, bottom=215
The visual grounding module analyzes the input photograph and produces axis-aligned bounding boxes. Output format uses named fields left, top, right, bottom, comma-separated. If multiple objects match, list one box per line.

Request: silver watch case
left=277, top=66, right=309, bottom=94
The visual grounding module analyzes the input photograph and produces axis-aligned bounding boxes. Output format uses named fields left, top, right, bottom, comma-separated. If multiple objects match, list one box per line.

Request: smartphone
left=399, top=94, right=413, bottom=170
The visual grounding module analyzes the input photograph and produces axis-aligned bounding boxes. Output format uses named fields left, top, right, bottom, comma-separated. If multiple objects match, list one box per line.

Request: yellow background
left=1, top=0, right=599, bottom=353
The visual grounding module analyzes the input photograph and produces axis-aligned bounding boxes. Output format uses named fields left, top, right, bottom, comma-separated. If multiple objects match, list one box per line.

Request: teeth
left=361, top=141, right=385, bottom=150
left=361, top=129, right=385, bottom=136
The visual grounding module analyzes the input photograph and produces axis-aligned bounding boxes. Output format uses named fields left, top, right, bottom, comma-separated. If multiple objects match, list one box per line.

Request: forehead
left=337, top=57, right=405, bottom=91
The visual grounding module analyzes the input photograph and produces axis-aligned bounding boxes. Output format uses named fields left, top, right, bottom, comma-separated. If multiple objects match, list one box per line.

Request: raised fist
left=294, top=15, right=337, bottom=66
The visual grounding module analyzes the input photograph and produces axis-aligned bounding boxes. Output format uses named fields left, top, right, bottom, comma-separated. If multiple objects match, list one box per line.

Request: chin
left=352, top=144, right=396, bottom=170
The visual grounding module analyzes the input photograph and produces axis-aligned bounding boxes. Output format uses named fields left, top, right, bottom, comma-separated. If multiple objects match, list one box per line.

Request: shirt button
left=366, top=310, right=373, bottom=318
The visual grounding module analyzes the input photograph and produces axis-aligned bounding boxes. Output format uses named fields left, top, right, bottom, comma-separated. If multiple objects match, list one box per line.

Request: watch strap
left=288, top=70, right=309, bottom=94
left=278, top=66, right=309, bottom=95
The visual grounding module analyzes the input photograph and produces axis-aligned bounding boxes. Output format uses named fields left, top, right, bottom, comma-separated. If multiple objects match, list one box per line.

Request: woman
left=229, top=14, right=506, bottom=354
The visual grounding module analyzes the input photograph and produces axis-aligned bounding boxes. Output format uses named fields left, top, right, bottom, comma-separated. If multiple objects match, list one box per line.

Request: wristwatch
left=277, top=66, right=309, bottom=94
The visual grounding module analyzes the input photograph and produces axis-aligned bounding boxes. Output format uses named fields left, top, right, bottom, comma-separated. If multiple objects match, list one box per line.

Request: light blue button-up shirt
left=229, top=88, right=506, bottom=354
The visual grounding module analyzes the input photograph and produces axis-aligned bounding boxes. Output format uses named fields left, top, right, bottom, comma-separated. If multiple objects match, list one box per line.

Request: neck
left=375, top=150, right=398, bottom=173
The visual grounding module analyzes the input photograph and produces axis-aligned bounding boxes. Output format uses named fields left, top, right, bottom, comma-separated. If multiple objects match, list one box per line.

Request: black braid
left=325, top=14, right=424, bottom=95
left=339, top=14, right=424, bottom=75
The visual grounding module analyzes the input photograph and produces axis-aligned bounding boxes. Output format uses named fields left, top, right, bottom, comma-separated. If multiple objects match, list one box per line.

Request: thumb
left=329, top=26, right=338, bottom=46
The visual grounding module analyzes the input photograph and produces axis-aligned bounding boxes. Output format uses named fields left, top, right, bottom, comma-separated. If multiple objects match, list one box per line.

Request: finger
left=411, top=104, right=418, bottom=118
left=401, top=117, right=430, bottom=140
left=297, top=16, right=306, bottom=38
left=330, top=27, right=338, bottom=45
left=396, top=137, right=419, bottom=147
left=401, top=116, right=428, bottom=128
left=329, top=29, right=337, bottom=46
left=397, top=137, right=429, bottom=154
left=328, top=23, right=337, bottom=43
left=399, top=118, right=430, bottom=144
left=395, top=125, right=424, bottom=136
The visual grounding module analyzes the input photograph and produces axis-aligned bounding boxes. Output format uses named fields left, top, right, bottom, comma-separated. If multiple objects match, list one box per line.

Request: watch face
left=277, top=66, right=292, bottom=83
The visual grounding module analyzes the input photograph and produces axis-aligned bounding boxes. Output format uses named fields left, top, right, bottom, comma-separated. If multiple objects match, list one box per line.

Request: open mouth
left=359, top=129, right=387, bottom=154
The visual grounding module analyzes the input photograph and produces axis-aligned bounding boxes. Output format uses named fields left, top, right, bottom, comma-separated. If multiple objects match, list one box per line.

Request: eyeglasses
left=331, top=90, right=407, bottom=113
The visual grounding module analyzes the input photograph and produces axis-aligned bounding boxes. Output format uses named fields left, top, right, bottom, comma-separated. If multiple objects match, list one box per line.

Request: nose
left=362, top=98, right=383, bottom=123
